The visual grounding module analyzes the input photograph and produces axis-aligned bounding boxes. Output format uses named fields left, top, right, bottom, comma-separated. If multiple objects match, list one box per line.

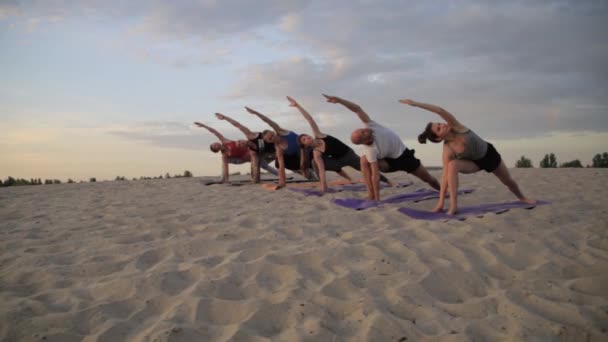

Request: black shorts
left=384, top=148, right=421, bottom=173
left=472, top=143, right=502, bottom=173
left=277, top=151, right=312, bottom=171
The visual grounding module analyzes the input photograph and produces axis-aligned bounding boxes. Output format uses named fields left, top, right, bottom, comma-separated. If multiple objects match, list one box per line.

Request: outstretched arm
left=287, top=96, right=326, bottom=138
left=323, top=94, right=371, bottom=123
left=245, top=107, right=290, bottom=136
left=399, top=99, right=465, bottom=130
left=215, top=113, right=258, bottom=140
left=194, top=122, right=229, bottom=143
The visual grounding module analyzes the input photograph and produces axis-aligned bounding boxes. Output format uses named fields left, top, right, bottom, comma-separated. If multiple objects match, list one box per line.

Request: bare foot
left=447, top=207, right=458, bottom=215
left=520, top=197, right=537, bottom=205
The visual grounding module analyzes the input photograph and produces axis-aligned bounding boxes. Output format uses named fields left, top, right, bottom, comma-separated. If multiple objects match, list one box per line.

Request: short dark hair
left=418, top=122, right=440, bottom=144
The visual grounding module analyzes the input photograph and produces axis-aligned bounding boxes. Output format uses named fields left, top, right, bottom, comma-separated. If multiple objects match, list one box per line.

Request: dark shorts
left=321, top=148, right=359, bottom=173
left=384, top=148, right=421, bottom=173
left=472, top=143, right=502, bottom=173
left=277, top=151, right=311, bottom=171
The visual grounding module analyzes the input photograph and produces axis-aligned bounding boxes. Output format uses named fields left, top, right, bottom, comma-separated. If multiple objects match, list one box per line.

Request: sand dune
left=1, top=169, right=607, bottom=341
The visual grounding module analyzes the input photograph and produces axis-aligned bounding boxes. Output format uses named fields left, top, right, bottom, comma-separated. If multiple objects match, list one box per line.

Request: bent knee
left=447, top=160, right=459, bottom=173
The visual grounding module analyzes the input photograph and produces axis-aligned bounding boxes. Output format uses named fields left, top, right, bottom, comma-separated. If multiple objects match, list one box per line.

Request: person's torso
left=249, top=133, right=276, bottom=155
left=369, top=121, right=406, bottom=159
left=320, top=135, right=350, bottom=158
left=224, top=141, right=250, bottom=160
left=446, top=128, right=488, bottom=160
left=280, top=131, right=300, bottom=156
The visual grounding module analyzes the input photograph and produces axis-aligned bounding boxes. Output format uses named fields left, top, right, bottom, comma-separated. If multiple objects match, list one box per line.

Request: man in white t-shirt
left=323, top=94, right=440, bottom=200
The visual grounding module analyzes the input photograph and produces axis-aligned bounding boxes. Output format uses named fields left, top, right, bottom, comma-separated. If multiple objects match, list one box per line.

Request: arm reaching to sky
left=399, top=99, right=465, bottom=130
left=245, top=107, right=290, bottom=136
left=323, top=94, right=371, bottom=124
left=215, top=113, right=258, bottom=140
left=194, top=122, right=230, bottom=144
left=287, top=96, right=326, bottom=138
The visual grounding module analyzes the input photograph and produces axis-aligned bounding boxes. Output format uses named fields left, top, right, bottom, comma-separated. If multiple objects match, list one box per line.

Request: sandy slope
left=1, top=169, right=607, bottom=341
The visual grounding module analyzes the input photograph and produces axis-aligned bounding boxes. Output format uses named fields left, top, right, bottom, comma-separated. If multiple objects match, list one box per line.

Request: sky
left=1, top=0, right=607, bottom=181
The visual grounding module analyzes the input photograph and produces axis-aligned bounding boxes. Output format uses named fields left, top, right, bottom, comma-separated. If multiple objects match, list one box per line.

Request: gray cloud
left=228, top=0, right=608, bottom=140
left=4, top=0, right=607, bottom=142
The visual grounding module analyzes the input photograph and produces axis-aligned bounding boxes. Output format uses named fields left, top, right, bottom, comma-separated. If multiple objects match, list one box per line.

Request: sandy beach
left=1, top=168, right=607, bottom=341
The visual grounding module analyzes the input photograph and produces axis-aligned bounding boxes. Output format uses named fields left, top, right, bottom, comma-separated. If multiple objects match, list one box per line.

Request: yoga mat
left=205, top=177, right=313, bottom=186
left=338, top=181, right=413, bottom=191
left=331, top=188, right=474, bottom=210
left=289, top=181, right=414, bottom=197
left=398, top=200, right=549, bottom=221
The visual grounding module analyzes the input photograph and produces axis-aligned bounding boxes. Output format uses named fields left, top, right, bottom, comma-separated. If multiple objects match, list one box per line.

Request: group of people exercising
left=195, top=95, right=535, bottom=215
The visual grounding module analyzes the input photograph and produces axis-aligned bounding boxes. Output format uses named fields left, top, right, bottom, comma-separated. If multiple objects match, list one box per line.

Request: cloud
left=108, top=121, right=206, bottom=151
left=3, top=0, right=607, bottom=141
left=226, top=0, right=608, bottom=140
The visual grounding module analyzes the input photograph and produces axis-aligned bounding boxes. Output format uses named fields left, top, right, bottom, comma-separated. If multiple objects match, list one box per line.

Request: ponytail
left=418, top=133, right=428, bottom=144
left=418, top=122, right=439, bottom=144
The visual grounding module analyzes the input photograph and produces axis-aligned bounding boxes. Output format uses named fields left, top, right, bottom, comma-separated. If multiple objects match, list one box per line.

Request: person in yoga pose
left=323, top=94, right=440, bottom=201
left=286, top=96, right=393, bottom=193
left=399, top=98, right=536, bottom=215
left=242, top=107, right=318, bottom=188
left=214, top=113, right=277, bottom=183
left=194, top=122, right=277, bottom=183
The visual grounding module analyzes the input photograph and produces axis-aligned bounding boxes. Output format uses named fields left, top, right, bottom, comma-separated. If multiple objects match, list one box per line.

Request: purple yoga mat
left=331, top=188, right=475, bottom=210
left=288, top=181, right=413, bottom=197
left=398, top=200, right=550, bottom=221
left=289, top=187, right=339, bottom=196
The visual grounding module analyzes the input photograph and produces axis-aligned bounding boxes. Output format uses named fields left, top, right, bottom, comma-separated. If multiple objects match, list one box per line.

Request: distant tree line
left=1, top=170, right=193, bottom=188
left=515, top=152, right=608, bottom=168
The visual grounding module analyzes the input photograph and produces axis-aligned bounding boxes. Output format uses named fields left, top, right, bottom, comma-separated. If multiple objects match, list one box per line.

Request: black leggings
left=320, top=149, right=391, bottom=184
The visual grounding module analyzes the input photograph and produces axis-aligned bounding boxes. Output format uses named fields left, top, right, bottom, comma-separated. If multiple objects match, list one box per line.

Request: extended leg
left=492, top=161, right=536, bottom=204
left=411, top=164, right=441, bottom=191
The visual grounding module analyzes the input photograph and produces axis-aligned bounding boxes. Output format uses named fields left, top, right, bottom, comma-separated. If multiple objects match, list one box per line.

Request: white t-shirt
left=363, top=121, right=407, bottom=163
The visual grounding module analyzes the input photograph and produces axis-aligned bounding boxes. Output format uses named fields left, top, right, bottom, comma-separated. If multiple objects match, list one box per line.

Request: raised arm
left=215, top=113, right=258, bottom=140
left=245, top=107, right=290, bottom=136
left=323, top=94, right=371, bottom=123
left=287, top=96, right=325, bottom=138
left=399, top=99, right=465, bottom=129
left=194, top=122, right=230, bottom=143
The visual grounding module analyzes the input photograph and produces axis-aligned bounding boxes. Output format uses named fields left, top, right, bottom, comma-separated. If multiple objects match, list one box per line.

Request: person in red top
left=194, top=122, right=277, bottom=183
